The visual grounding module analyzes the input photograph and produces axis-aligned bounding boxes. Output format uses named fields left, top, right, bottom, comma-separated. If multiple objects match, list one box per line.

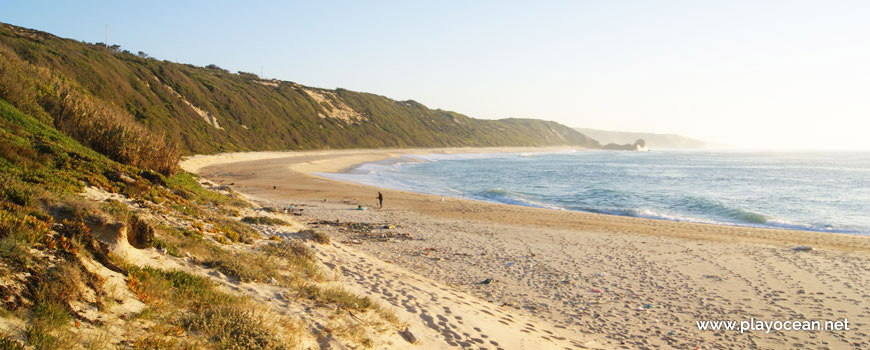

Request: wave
left=519, top=149, right=579, bottom=157
left=680, top=197, right=769, bottom=224
left=762, top=218, right=860, bottom=234
left=475, top=188, right=564, bottom=210
left=578, top=205, right=860, bottom=233
left=318, top=151, right=869, bottom=235
left=577, top=198, right=770, bottom=225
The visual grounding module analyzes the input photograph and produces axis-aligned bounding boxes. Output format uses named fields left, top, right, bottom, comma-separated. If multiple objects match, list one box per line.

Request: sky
left=2, top=1, right=869, bottom=150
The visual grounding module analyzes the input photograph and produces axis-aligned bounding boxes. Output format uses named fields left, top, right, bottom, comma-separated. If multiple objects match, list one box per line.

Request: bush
left=262, top=240, right=313, bottom=261
left=299, top=229, right=330, bottom=245
left=0, top=180, right=33, bottom=207
left=0, top=50, right=179, bottom=175
left=31, top=262, right=84, bottom=310
left=125, top=266, right=229, bottom=309
left=298, top=285, right=373, bottom=312
left=203, top=251, right=274, bottom=283
left=213, top=218, right=259, bottom=244
left=183, top=304, right=287, bottom=350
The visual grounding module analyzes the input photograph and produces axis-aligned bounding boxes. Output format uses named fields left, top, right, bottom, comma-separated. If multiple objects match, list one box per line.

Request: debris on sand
left=313, top=220, right=413, bottom=242
left=401, top=327, right=420, bottom=344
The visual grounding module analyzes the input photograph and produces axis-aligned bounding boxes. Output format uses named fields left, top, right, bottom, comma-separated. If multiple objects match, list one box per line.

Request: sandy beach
left=184, top=148, right=870, bottom=349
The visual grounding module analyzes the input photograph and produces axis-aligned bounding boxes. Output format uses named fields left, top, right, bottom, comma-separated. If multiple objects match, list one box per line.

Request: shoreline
left=183, top=148, right=870, bottom=253
left=313, top=152, right=867, bottom=237
left=184, top=148, right=870, bottom=348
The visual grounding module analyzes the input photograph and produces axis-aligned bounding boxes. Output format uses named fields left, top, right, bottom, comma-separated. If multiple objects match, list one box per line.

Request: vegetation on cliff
left=0, top=22, right=599, bottom=158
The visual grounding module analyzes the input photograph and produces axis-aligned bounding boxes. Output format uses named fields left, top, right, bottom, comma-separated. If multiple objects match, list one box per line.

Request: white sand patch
left=302, top=88, right=366, bottom=124
left=255, top=80, right=279, bottom=87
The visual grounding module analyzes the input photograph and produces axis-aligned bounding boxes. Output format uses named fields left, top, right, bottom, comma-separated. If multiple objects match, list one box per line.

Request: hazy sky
left=2, top=1, right=869, bottom=150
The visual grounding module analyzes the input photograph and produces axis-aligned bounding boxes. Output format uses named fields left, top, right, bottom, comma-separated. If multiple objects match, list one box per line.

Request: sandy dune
left=183, top=149, right=870, bottom=349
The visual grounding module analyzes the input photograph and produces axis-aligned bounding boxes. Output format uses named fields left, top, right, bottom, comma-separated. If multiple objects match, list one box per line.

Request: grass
left=203, top=251, right=276, bottom=283
left=0, top=181, right=33, bottom=207
left=165, top=172, right=248, bottom=208
left=25, top=304, right=77, bottom=350
left=124, top=265, right=297, bottom=349
left=241, top=216, right=289, bottom=226
left=260, top=239, right=321, bottom=280
left=0, top=334, right=25, bottom=350
left=211, top=217, right=259, bottom=244
left=22, top=259, right=106, bottom=350
left=299, top=285, right=374, bottom=312
left=182, top=304, right=290, bottom=350
left=297, top=285, right=399, bottom=327
left=126, top=266, right=230, bottom=308
left=150, top=224, right=276, bottom=283
left=262, top=239, right=314, bottom=261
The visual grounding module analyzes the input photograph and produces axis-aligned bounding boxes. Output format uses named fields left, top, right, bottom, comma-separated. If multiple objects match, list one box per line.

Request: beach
left=185, top=148, right=870, bottom=349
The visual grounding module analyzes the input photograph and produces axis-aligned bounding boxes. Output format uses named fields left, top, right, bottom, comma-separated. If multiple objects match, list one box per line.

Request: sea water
left=317, top=150, right=870, bottom=235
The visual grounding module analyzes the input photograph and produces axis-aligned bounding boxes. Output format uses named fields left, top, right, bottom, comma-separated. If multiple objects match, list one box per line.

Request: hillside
left=0, top=22, right=608, bottom=348
left=574, top=128, right=707, bottom=149
left=0, top=37, right=600, bottom=346
left=0, top=22, right=599, bottom=156
left=0, top=94, right=427, bottom=348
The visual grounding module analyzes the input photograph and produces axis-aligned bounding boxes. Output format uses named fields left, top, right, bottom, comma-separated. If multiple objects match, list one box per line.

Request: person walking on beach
left=377, top=192, right=383, bottom=209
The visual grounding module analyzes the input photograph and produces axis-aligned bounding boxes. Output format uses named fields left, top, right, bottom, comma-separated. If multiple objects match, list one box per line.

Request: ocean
left=318, top=150, right=870, bottom=235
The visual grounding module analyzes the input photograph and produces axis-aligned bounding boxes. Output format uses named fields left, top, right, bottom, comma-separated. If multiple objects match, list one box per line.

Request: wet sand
left=186, top=149, right=870, bottom=349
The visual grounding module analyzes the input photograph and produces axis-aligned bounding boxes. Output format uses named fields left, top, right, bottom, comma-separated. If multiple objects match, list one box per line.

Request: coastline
left=183, top=148, right=870, bottom=349
left=183, top=148, right=870, bottom=253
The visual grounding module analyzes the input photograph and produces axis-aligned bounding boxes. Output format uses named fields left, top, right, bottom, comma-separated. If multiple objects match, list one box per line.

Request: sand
left=183, top=148, right=870, bottom=349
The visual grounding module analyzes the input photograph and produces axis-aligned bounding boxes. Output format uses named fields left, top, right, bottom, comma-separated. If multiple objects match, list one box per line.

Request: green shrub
left=262, top=239, right=313, bottom=261
left=183, top=304, right=287, bottom=350
left=0, top=181, right=33, bottom=207
left=0, top=51, right=180, bottom=175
